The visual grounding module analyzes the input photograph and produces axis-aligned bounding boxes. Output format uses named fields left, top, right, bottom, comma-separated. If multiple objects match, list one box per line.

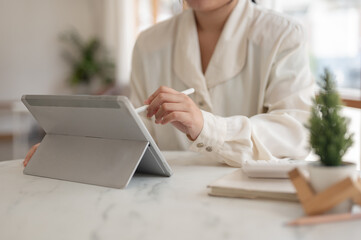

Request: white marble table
left=0, top=151, right=360, bottom=240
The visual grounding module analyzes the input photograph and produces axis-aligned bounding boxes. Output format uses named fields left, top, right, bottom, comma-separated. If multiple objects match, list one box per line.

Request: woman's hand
left=23, top=143, right=40, bottom=167
left=145, top=86, right=204, bottom=140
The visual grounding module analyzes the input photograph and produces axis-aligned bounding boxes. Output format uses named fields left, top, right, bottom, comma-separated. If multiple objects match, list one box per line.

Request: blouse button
left=197, top=143, right=204, bottom=148
left=206, top=146, right=213, bottom=152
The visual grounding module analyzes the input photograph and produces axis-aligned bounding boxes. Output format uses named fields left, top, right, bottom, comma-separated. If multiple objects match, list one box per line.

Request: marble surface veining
left=0, top=151, right=360, bottom=240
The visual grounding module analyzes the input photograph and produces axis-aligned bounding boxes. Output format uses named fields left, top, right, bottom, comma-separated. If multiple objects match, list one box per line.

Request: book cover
left=208, top=169, right=298, bottom=202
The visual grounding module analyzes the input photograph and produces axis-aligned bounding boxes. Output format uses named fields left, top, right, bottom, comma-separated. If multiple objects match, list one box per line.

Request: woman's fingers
left=23, top=143, right=40, bottom=167
left=144, top=86, right=179, bottom=105
left=161, top=111, right=192, bottom=127
left=154, top=103, right=188, bottom=123
left=145, top=86, right=203, bottom=140
left=161, top=110, right=203, bottom=140
left=147, top=92, right=186, bottom=117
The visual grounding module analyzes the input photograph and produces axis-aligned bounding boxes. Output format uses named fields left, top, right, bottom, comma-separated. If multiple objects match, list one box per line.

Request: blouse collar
left=173, top=0, right=253, bottom=109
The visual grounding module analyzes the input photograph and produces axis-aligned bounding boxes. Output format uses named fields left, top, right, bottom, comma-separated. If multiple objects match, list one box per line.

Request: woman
left=24, top=0, right=314, bottom=167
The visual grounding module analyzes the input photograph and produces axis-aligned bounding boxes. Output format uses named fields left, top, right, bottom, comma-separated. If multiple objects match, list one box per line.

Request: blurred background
left=0, top=0, right=360, bottom=166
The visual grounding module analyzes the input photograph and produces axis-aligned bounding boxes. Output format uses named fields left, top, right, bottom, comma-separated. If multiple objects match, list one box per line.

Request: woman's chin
left=186, top=0, right=233, bottom=12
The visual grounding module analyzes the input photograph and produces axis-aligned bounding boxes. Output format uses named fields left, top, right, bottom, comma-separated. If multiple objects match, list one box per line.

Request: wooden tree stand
left=288, top=168, right=361, bottom=216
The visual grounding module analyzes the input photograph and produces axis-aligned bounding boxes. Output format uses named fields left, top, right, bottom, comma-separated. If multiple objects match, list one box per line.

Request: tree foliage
left=306, top=69, right=354, bottom=166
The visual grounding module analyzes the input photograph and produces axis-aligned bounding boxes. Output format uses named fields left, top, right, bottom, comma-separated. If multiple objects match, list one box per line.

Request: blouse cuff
left=189, top=110, right=227, bottom=153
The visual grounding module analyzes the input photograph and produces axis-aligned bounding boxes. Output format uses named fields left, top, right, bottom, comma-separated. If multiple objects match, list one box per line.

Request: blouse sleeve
left=189, top=26, right=315, bottom=167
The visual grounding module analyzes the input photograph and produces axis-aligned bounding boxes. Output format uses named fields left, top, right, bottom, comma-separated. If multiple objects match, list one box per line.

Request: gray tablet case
left=22, top=95, right=172, bottom=189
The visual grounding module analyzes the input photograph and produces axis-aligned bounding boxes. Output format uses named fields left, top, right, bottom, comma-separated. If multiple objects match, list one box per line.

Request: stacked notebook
left=208, top=169, right=298, bottom=202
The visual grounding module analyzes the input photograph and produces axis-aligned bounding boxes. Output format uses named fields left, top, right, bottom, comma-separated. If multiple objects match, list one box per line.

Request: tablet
left=22, top=95, right=172, bottom=189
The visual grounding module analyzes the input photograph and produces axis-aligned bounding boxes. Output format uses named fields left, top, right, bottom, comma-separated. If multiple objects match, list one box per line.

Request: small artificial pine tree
left=307, top=68, right=354, bottom=166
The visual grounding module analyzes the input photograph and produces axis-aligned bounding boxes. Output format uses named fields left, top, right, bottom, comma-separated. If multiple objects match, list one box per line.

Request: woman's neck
left=194, top=0, right=238, bottom=33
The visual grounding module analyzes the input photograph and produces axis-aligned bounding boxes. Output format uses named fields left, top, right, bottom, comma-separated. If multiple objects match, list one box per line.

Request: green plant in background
left=60, top=31, right=115, bottom=88
left=306, top=68, right=354, bottom=166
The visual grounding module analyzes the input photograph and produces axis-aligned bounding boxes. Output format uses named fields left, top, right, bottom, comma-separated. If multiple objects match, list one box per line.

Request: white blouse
left=130, top=0, right=315, bottom=167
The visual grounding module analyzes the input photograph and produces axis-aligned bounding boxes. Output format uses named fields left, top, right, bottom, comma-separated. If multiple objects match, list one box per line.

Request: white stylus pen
left=135, top=88, right=195, bottom=114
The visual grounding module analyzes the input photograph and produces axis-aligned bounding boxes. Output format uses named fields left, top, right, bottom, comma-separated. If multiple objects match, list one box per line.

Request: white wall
left=0, top=0, right=102, bottom=101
